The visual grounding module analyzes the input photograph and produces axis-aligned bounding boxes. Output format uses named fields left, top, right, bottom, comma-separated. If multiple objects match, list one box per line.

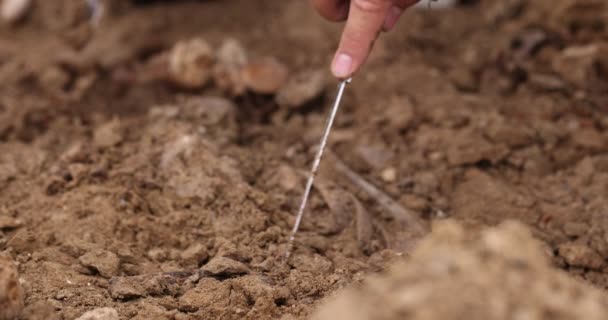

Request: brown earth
left=0, top=0, right=608, bottom=319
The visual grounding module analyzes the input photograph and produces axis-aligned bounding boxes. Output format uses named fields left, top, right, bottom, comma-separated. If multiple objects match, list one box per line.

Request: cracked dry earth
left=1, top=0, right=608, bottom=319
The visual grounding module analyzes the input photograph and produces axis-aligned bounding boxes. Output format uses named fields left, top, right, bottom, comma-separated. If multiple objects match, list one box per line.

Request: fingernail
left=383, top=6, right=403, bottom=32
left=332, top=53, right=353, bottom=78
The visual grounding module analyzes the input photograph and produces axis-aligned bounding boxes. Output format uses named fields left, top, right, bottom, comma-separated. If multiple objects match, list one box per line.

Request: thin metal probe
left=286, top=77, right=351, bottom=258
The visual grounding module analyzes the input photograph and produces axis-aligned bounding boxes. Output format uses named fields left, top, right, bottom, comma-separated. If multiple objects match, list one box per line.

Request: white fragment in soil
left=216, top=38, right=248, bottom=67
left=161, top=135, right=197, bottom=169
left=0, top=254, right=24, bottom=320
left=1, top=0, right=32, bottom=25
left=168, top=38, right=215, bottom=89
left=75, top=307, right=119, bottom=320
left=213, top=39, right=248, bottom=96
left=381, top=167, right=397, bottom=183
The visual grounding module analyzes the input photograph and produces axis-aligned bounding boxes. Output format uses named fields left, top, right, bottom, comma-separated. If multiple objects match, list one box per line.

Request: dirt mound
left=314, top=221, right=608, bottom=320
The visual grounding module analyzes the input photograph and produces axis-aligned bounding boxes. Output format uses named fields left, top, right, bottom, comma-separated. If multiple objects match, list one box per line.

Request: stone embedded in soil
left=200, top=256, right=249, bottom=277
left=79, top=250, right=120, bottom=278
left=0, top=254, right=24, bottom=320
left=75, top=308, right=119, bottom=320
left=180, top=243, right=209, bottom=266
left=380, top=167, right=397, bottom=183
left=558, top=242, right=605, bottom=270
left=109, top=276, right=145, bottom=300
left=213, top=39, right=248, bottom=96
left=1, top=0, right=31, bottom=25
left=314, top=221, right=608, bottom=320
left=93, top=118, right=123, bottom=148
left=242, top=57, right=289, bottom=94
left=168, top=38, right=215, bottom=89
left=0, top=216, right=22, bottom=230
left=275, top=69, right=326, bottom=108
left=216, top=38, right=248, bottom=67
left=178, top=278, right=230, bottom=313
left=552, top=44, right=608, bottom=88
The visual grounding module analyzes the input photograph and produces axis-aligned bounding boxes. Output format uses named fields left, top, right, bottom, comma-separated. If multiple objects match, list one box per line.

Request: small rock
left=93, top=118, right=123, bottom=148
left=213, top=40, right=248, bottom=97
left=216, top=38, right=247, bottom=67
left=55, top=289, right=73, bottom=301
left=180, top=243, right=209, bottom=266
left=168, top=38, right=215, bottom=89
left=558, top=242, right=604, bottom=270
left=75, top=308, right=119, bottom=320
left=380, top=167, right=397, bottom=183
left=79, top=250, right=120, bottom=278
left=242, top=57, right=288, bottom=94
left=553, top=44, right=608, bottom=88
left=201, top=256, right=249, bottom=277
left=178, top=278, right=229, bottom=313
left=0, top=216, right=22, bottom=230
left=276, top=69, right=326, bottom=108
left=108, top=276, right=145, bottom=300
left=1, top=0, right=31, bottom=25
left=0, top=254, right=24, bottom=320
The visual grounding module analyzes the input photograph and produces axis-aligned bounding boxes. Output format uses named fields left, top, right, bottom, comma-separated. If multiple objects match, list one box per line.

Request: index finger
left=331, top=0, right=393, bottom=78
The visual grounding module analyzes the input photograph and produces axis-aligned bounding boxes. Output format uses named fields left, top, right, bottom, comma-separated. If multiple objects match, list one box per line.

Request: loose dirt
left=0, top=0, right=607, bottom=319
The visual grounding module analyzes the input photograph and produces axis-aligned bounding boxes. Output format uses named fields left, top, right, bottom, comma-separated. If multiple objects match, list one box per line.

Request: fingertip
left=332, top=53, right=354, bottom=79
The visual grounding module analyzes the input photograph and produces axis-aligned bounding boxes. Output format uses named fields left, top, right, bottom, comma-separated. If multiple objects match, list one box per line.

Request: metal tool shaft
left=286, top=78, right=351, bottom=258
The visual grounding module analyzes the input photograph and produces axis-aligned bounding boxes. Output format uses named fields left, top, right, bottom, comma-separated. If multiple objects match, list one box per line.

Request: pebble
left=180, top=243, right=209, bottom=266
left=201, top=256, right=249, bottom=277
left=0, top=216, right=22, bottom=230
left=0, top=254, right=24, bottom=320
left=168, top=38, right=215, bottom=89
left=79, top=250, right=120, bottom=278
left=93, top=118, right=123, bottom=148
left=242, top=57, right=288, bottom=94
left=75, top=308, right=119, bottom=320
left=216, top=38, right=247, bottom=67
left=108, top=276, right=145, bottom=300
left=380, top=167, right=397, bottom=183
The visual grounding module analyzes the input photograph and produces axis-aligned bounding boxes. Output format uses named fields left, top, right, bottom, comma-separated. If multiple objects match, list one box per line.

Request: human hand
left=311, top=0, right=420, bottom=78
